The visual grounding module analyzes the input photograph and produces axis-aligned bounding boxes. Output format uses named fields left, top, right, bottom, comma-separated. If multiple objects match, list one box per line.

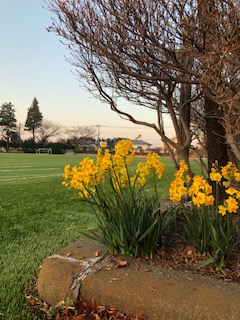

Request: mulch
left=154, top=242, right=240, bottom=283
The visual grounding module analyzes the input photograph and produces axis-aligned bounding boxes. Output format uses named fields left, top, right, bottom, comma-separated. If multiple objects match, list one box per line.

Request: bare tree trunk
left=162, top=139, right=179, bottom=170
left=6, top=136, right=9, bottom=152
left=224, top=113, right=240, bottom=166
left=178, top=83, right=192, bottom=171
left=32, top=127, right=35, bottom=145
left=204, top=95, right=229, bottom=199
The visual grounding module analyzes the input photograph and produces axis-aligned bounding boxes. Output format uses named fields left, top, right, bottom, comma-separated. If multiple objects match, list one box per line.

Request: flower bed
left=62, top=139, right=240, bottom=272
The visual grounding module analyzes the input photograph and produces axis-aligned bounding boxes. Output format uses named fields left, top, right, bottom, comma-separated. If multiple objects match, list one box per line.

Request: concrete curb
left=38, top=238, right=240, bottom=320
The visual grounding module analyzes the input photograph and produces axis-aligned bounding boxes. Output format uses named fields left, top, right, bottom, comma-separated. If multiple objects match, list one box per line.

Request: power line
left=91, top=124, right=173, bottom=129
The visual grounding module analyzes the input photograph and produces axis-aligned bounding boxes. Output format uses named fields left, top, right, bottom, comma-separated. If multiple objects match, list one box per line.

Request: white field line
left=0, top=163, right=57, bottom=167
left=0, top=173, right=62, bottom=182
left=0, top=168, right=61, bottom=172
left=1, top=164, right=66, bottom=169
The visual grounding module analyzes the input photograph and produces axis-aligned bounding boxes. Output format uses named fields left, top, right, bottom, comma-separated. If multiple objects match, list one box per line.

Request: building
left=131, top=139, right=152, bottom=154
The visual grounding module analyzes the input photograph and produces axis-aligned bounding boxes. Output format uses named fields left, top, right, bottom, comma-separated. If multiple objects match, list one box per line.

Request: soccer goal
left=36, top=148, right=52, bottom=154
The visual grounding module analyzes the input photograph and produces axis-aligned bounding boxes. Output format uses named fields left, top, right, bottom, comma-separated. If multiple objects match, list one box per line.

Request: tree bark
left=32, top=127, right=35, bottom=145
left=204, top=95, right=229, bottom=199
left=178, top=83, right=192, bottom=171
left=6, top=136, right=9, bottom=152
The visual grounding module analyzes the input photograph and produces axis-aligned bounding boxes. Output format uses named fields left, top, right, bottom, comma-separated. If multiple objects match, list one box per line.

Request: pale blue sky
left=1, top=0, right=173, bottom=146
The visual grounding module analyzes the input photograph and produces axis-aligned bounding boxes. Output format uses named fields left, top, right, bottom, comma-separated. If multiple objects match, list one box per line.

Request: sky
left=1, top=0, right=174, bottom=146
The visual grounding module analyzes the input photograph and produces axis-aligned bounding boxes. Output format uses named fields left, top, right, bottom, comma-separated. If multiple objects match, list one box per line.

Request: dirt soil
left=152, top=243, right=240, bottom=283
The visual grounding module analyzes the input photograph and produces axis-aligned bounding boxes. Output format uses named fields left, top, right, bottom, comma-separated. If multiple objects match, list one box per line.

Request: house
left=74, top=137, right=97, bottom=153
left=131, top=139, right=152, bottom=154
left=78, top=139, right=97, bottom=153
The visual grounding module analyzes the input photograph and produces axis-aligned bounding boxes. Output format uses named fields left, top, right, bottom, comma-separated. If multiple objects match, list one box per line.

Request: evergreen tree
left=0, top=102, right=17, bottom=151
left=25, top=98, right=43, bottom=145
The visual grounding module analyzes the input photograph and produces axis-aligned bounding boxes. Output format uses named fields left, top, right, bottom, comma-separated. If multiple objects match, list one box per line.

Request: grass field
left=0, top=152, right=201, bottom=319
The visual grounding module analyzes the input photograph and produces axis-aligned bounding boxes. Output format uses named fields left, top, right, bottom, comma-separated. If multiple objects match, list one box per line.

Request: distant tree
left=36, top=120, right=62, bottom=144
left=43, top=141, right=67, bottom=154
left=66, top=125, right=96, bottom=152
left=0, top=102, right=17, bottom=151
left=16, top=122, right=24, bottom=146
left=25, top=98, right=43, bottom=145
left=58, top=137, right=74, bottom=149
left=21, top=138, right=40, bottom=153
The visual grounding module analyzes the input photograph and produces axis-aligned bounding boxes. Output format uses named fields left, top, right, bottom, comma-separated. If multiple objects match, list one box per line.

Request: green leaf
left=191, top=256, right=215, bottom=270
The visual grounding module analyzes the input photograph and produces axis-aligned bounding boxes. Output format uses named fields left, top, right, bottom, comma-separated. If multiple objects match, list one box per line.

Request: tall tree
left=198, top=0, right=240, bottom=165
left=0, top=102, right=17, bottom=152
left=25, top=98, right=43, bottom=145
left=46, top=0, right=240, bottom=171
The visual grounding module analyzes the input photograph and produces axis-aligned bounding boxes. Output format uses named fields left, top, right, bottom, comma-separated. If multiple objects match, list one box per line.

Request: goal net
left=36, top=148, right=52, bottom=154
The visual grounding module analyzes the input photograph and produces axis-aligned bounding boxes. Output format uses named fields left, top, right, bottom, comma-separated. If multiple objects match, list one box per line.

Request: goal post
left=36, top=148, right=52, bottom=154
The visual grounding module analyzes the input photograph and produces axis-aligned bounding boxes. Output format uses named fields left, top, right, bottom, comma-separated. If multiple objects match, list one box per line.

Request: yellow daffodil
left=226, top=196, right=239, bottom=213
left=205, top=195, right=214, bottom=206
left=218, top=205, right=227, bottom=216
left=209, top=172, right=222, bottom=182
left=235, top=172, right=240, bottom=182
left=100, top=142, right=107, bottom=148
left=226, top=188, right=238, bottom=196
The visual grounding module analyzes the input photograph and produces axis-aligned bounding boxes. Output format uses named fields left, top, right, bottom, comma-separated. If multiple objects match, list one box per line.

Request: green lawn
left=0, top=153, right=95, bottom=319
left=0, top=153, right=201, bottom=319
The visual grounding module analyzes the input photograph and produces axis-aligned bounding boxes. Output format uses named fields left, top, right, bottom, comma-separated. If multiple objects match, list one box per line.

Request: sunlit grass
left=0, top=152, right=201, bottom=319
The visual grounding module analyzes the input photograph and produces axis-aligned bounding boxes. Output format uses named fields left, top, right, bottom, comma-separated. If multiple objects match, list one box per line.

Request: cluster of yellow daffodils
left=188, top=176, right=214, bottom=207
left=221, top=161, right=240, bottom=183
left=62, top=139, right=165, bottom=197
left=112, top=140, right=135, bottom=190
left=132, top=153, right=166, bottom=188
left=96, top=147, right=112, bottom=178
left=62, top=157, right=98, bottom=197
left=169, top=160, right=240, bottom=214
left=114, top=139, right=133, bottom=158
left=211, top=162, right=240, bottom=215
left=169, top=160, right=191, bottom=202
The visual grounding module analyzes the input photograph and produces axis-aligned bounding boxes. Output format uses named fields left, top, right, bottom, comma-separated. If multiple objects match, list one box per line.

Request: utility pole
left=96, top=124, right=101, bottom=147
